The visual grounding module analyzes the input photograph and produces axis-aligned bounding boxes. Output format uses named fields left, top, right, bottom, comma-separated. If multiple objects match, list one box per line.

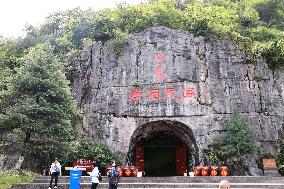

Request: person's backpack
left=111, top=168, right=118, bottom=177
left=54, top=165, right=60, bottom=173
left=98, top=173, right=102, bottom=181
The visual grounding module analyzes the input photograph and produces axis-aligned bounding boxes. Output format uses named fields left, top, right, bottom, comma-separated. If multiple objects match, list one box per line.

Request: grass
left=0, top=169, right=38, bottom=189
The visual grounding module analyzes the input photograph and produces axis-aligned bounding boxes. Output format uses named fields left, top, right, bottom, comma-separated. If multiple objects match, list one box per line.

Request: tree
left=0, top=44, right=79, bottom=170
left=209, top=112, right=257, bottom=175
left=222, top=112, right=257, bottom=157
left=0, top=38, right=26, bottom=122
left=15, top=0, right=283, bottom=73
left=219, top=113, right=256, bottom=175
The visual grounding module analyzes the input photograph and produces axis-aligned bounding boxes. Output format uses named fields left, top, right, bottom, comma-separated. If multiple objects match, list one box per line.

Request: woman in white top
left=89, top=166, right=100, bottom=189
left=49, top=158, right=61, bottom=189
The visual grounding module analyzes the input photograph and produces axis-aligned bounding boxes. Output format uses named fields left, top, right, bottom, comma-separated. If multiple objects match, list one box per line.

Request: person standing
left=89, top=167, right=101, bottom=189
left=93, top=157, right=97, bottom=168
left=49, top=158, right=61, bottom=189
left=108, top=163, right=119, bottom=189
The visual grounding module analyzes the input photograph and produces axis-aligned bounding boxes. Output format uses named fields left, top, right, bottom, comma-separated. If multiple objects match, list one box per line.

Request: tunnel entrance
left=144, top=145, right=176, bottom=176
left=128, top=120, right=199, bottom=176
left=144, top=133, right=183, bottom=176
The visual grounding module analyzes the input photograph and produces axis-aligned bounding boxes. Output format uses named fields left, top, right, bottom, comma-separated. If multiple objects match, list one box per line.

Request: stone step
left=11, top=176, right=284, bottom=189
left=12, top=187, right=269, bottom=189
left=10, top=182, right=284, bottom=189
left=34, top=176, right=284, bottom=183
left=33, top=179, right=284, bottom=184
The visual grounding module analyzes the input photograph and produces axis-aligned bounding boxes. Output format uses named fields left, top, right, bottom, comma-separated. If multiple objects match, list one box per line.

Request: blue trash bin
left=70, top=169, right=82, bottom=189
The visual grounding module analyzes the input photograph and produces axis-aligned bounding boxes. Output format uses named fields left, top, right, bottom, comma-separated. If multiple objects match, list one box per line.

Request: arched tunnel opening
left=127, top=120, right=199, bottom=176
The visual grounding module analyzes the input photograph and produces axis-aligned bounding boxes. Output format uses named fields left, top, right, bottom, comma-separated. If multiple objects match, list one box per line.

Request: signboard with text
left=72, top=158, right=93, bottom=171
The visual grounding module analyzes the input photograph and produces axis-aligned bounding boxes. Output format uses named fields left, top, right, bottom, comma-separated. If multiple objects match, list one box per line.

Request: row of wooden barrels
left=106, top=165, right=229, bottom=177
left=193, top=166, right=229, bottom=176
left=107, top=166, right=139, bottom=177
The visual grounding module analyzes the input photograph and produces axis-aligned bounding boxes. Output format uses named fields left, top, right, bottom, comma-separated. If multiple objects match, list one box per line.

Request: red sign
left=263, top=159, right=277, bottom=169
left=73, top=158, right=93, bottom=171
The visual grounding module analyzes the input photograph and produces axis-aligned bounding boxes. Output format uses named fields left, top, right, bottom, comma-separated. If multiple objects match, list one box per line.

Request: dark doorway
left=144, top=146, right=176, bottom=176
left=142, top=132, right=185, bottom=176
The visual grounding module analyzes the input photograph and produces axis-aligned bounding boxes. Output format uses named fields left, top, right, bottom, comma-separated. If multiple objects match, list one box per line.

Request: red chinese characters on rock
left=155, top=66, right=169, bottom=82
left=165, top=87, right=196, bottom=101
left=147, top=89, right=161, bottom=101
left=165, top=87, right=182, bottom=100
left=154, top=53, right=169, bottom=82
left=154, top=53, right=165, bottom=63
left=129, top=87, right=197, bottom=102
left=182, top=87, right=196, bottom=98
left=129, top=89, right=142, bottom=102
left=165, top=88, right=175, bottom=98
left=128, top=52, right=197, bottom=103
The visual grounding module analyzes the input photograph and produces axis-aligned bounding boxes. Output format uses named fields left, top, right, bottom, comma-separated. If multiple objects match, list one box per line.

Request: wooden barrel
left=117, top=166, right=123, bottom=177
left=131, top=166, right=138, bottom=177
left=220, top=166, right=229, bottom=176
left=210, top=166, right=218, bottom=176
left=123, top=166, right=131, bottom=177
left=201, top=166, right=209, bottom=176
left=193, top=166, right=202, bottom=176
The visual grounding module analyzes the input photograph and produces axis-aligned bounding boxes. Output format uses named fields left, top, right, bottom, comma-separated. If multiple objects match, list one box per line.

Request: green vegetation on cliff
left=2, top=0, right=283, bottom=71
left=19, top=0, right=284, bottom=68
left=0, top=169, right=38, bottom=189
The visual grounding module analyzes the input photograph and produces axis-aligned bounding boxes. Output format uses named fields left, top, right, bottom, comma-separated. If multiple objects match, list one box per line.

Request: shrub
left=208, top=112, right=257, bottom=175
left=276, top=153, right=284, bottom=166
left=0, top=169, right=38, bottom=189
left=278, top=166, right=284, bottom=176
left=109, top=31, right=129, bottom=57
left=221, top=112, right=257, bottom=157
left=131, top=81, right=141, bottom=88
left=63, top=138, right=121, bottom=170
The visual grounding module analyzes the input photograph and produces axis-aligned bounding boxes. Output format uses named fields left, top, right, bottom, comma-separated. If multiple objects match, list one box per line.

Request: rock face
left=0, top=155, right=24, bottom=171
left=73, top=27, right=284, bottom=163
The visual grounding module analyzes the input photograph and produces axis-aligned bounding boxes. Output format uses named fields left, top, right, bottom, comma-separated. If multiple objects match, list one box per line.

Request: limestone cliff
left=72, top=27, right=284, bottom=162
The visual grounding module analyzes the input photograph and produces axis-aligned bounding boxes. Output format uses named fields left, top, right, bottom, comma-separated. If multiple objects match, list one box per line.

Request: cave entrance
left=128, top=120, right=199, bottom=176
